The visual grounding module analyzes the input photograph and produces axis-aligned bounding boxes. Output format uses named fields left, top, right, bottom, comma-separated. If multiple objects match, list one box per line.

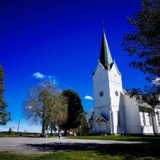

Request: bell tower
left=92, top=27, right=123, bottom=134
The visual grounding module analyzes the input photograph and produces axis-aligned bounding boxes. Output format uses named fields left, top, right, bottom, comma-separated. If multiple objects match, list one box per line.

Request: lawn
left=67, top=135, right=160, bottom=142
left=0, top=135, right=160, bottom=160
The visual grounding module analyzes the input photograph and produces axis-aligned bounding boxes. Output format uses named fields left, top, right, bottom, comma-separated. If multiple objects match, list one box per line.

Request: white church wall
left=110, top=108, right=126, bottom=134
left=123, top=95, right=141, bottom=134
left=93, top=62, right=125, bottom=135
left=93, top=63, right=113, bottom=134
left=111, top=110, right=119, bottom=134
left=93, top=63, right=110, bottom=108
left=155, top=108, right=160, bottom=133
left=100, top=106, right=110, bottom=118
left=156, top=126, right=160, bottom=133
left=107, top=63, right=124, bottom=134
left=118, top=93, right=127, bottom=133
left=93, top=106, right=110, bottom=121
left=93, top=65, right=112, bottom=117
left=109, top=63, right=123, bottom=107
left=110, top=82, right=122, bottom=107
left=109, top=63, right=122, bottom=87
left=93, top=84, right=110, bottom=107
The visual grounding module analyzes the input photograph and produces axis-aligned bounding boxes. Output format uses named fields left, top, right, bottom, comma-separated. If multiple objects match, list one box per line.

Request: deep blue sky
left=0, top=0, right=147, bottom=132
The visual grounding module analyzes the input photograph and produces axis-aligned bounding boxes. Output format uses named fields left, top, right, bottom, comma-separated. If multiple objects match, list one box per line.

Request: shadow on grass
left=25, top=142, right=106, bottom=152
left=25, top=142, right=160, bottom=159
left=94, top=143, right=160, bottom=159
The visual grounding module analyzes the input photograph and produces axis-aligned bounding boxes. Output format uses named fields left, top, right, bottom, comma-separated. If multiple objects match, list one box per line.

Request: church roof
left=95, top=114, right=109, bottom=122
left=99, top=29, right=113, bottom=70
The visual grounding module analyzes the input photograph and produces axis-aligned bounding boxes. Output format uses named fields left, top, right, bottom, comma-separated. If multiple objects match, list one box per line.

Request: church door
left=99, top=119, right=107, bottom=133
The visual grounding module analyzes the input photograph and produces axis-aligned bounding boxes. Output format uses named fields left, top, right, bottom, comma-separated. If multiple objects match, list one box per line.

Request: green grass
left=0, top=143, right=160, bottom=160
left=0, top=135, right=160, bottom=160
left=0, top=132, right=42, bottom=138
left=66, top=135, right=160, bottom=142
left=0, top=134, right=19, bottom=137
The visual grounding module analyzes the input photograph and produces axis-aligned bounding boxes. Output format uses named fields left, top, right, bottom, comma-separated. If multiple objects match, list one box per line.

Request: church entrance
left=99, top=122, right=106, bottom=133
left=99, top=119, right=110, bottom=134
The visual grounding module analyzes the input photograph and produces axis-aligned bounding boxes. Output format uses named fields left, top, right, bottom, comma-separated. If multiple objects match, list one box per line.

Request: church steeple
left=99, top=28, right=113, bottom=70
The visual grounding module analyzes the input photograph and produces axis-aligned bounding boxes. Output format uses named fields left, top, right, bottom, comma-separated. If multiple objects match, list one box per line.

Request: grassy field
left=0, top=135, right=160, bottom=160
left=67, top=135, right=160, bottom=142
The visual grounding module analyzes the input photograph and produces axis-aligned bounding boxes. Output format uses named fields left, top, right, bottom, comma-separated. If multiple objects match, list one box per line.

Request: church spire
left=99, top=25, right=113, bottom=70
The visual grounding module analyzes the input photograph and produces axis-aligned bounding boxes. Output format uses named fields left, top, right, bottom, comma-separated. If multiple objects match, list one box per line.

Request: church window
left=142, top=111, right=146, bottom=126
left=115, top=91, right=118, bottom=97
left=99, top=91, right=104, bottom=97
left=157, top=112, right=160, bottom=126
left=148, top=113, right=152, bottom=126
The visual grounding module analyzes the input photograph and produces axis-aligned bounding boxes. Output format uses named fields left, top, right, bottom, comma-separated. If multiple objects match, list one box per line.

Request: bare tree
left=23, top=81, right=68, bottom=136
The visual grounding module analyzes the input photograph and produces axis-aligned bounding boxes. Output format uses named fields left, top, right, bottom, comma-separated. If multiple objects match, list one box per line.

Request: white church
left=92, top=28, right=160, bottom=135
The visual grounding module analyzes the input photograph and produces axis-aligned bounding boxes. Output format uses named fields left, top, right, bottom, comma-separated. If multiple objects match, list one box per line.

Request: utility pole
left=17, top=120, right=20, bottom=133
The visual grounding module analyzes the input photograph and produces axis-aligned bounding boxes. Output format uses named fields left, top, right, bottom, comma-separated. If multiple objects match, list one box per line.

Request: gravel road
left=0, top=137, right=143, bottom=154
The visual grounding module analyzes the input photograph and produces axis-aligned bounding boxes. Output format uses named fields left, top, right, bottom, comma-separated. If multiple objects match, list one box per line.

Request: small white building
left=92, top=28, right=160, bottom=135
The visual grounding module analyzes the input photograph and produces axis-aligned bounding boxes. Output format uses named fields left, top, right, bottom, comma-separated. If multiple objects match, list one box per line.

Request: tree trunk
left=51, top=128, right=53, bottom=136
left=64, top=130, right=67, bottom=136
left=41, top=120, right=46, bottom=136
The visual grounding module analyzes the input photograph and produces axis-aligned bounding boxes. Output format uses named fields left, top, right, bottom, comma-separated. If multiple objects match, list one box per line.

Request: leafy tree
left=23, top=81, right=67, bottom=136
left=0, top=65, right=11, bottom=125
left=122, top=0, right=160, bottom=134
left=88, top=110, right=94, bottom=134
left=8, top=127, right=13, bottom=135
left=60, top=89, right=84, bottom=133
left=122, top=0, right=160, bottom=81
left=77, top=112, right=89, bottom=136
left=47, top=93, right=68, bottom=135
